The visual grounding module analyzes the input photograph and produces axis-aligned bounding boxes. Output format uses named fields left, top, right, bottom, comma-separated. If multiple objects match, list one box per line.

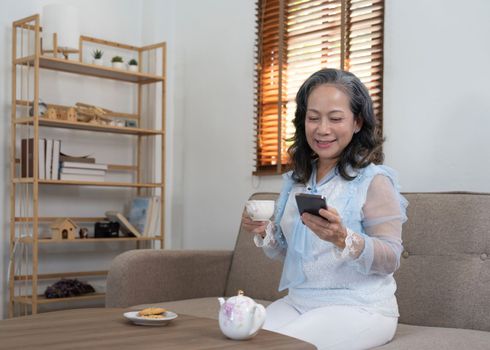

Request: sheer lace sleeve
left=254, top=222, right=287, bottom=261
left=253, top=172, right=294, bottom=262
left=344, top=174, right=407, bottom=275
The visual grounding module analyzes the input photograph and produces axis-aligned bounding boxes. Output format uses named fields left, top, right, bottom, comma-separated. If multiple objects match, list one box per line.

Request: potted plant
left=91, top=49, right=104, bottom=65
left=128, top=59, right=139, bottom=72
left=111, top=56, right=124, bottom=69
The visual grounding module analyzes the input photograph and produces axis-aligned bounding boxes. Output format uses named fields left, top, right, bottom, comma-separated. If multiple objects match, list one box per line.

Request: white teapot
left=218, top=290, right=266, bottom=340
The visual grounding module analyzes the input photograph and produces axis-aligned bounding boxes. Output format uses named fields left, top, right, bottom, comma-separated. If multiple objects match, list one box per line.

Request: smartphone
left=295, top=193, right=327, bottom=217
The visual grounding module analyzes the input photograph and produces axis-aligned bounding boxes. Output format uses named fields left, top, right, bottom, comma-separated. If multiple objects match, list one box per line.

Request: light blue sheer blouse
left=261, top=163, right=408, bottom=317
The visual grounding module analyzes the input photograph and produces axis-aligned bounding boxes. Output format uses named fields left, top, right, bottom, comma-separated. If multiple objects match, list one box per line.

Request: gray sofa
left=106, top=192, right=490, bottom=349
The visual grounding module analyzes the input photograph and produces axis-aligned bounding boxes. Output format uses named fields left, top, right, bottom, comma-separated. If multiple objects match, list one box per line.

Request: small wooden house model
left=50, top=218, right=78, bottom=240
left=46, top=107, right=57, bottom=120
left=67, top=107, right=77, bottom=122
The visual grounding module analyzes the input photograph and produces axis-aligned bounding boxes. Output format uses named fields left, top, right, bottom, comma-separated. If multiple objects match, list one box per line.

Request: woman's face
left=305, top=84, right=362, bottom=167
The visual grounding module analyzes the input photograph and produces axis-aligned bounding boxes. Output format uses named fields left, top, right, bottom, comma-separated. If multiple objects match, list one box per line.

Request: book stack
left=21, top=139, right=107, bottom=181
left=60, top=161, right=108, bottom=182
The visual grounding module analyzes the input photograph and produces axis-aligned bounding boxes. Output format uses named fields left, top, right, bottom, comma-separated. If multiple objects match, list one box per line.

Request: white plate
left=124, top=310, right=178, bottom=326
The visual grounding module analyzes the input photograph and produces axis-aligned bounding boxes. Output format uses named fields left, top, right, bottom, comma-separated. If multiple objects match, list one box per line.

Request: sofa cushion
left=396, top=193, right=490, bottom=331
left=106, top=250, right=233, bottom=308
left=225, top=192, right=287, bottom=301
left=376, top=323, right=490, bottom=349
left=130, top=298, right=272, bottom=320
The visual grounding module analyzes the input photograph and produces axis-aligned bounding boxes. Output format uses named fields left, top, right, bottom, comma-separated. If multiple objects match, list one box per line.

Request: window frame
left=254, top=0, right=385, bottom=175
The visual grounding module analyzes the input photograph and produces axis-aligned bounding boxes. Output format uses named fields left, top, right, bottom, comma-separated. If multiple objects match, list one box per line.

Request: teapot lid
left=227, top=289, right=254, bottom=304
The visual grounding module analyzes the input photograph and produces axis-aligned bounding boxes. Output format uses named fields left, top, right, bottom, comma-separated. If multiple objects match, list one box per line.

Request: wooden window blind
left=254, top=0, right=384, bottom=175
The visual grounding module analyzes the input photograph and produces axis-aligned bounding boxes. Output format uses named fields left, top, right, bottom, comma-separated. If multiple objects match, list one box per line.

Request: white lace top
left=257, top=163, right=408, bottom=317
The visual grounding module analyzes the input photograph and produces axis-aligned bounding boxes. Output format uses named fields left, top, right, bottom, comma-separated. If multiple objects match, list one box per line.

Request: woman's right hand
left=242, top=210, right=268, bottom=238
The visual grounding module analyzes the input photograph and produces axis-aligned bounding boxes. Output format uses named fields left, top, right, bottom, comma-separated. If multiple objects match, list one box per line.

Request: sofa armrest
left=105, top=249, right=233, bottom=308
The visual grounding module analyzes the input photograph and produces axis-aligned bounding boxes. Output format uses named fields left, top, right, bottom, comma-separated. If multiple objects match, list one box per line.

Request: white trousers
left=263, top=297, right=398, bottom=350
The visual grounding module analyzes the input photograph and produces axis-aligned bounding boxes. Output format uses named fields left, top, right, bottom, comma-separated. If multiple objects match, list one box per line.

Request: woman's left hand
left=301, top=207, right=347, bottom=249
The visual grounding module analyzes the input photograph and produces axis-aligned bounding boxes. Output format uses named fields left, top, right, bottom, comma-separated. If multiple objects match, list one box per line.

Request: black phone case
left=295, top=193, right=327, bottom=216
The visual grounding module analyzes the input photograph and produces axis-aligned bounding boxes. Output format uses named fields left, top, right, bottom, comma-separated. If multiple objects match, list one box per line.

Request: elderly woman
left=243, top=68, right=408, bottom=350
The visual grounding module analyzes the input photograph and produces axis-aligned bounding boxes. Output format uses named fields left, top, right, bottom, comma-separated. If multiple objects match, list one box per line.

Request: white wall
left=139, top=0, right=180, bottom=249
left=172, top=0, right=282, bottom=250
left=139, top=0, right=177, bottom=248
left=383, top=0, right=490, bottom=192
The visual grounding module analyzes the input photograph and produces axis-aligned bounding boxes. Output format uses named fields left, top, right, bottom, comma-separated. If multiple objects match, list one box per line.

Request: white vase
left=128, top=65, right=139, bottom=72
left=92, top=58, right=103, bottom=66
left=112, top=62, right=124, bottom=69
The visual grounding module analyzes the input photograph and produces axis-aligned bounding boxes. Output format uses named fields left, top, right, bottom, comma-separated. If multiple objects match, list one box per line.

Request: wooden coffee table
left=0, top=308, right=315, bottom=349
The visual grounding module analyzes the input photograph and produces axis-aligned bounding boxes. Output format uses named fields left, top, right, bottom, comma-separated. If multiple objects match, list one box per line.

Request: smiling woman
left=289, top=68, right=382, bottom=184
left=304, top=85, right=362, bottom=180
left=242, top=68, right=407, bottom=349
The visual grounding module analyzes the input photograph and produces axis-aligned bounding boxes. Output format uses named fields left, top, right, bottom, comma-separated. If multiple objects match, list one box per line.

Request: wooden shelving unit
left=9, top=14, right=166, bottom=317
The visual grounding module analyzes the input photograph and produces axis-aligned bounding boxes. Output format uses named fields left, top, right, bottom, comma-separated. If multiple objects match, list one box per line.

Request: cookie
left=138, top=307, right=166, bottom=316
left=140, top=314, right=165, bottom=319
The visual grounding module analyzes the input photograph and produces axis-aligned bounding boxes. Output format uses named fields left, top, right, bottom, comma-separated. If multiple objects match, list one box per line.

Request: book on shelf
left=21, top=138, right=46, bottom=179
left=51, top=140, right=60, bottom=180
left=21, top=138, right=34, bottom=177
left=60, top=168, right=106, bottom=176
left=105, top=211, right=141, bottom=237
left=38, top=139, right=46, bottom=179
left=59, top=173, right=105, bottom=182
left=105, top=197, right=161, bottom=238
left=127, top=196, right=161, bottom=237
left=20, top=137, right=109, bottom=181
left=128, top=197, right=152, bottom=236
left=20, top=138, right=115, bottom=180
left=61, top=161, right=108, bottom=171
left=147, top=196, right=161, bottom=236
left=46, top=139, right=53, bottom=179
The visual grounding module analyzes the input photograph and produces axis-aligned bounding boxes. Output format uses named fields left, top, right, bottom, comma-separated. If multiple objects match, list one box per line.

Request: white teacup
left=245, top=200, right=275, bottom=221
